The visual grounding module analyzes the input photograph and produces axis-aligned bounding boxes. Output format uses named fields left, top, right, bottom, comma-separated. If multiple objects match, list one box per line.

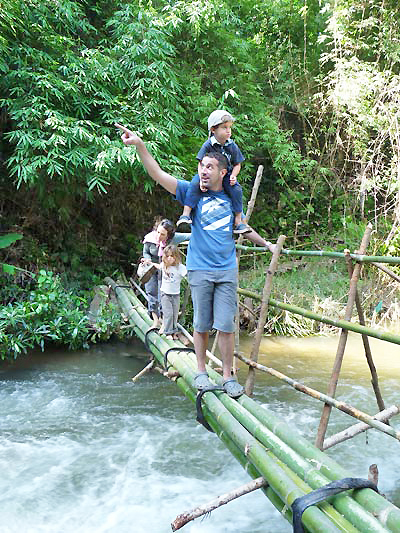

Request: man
left=116, top=124, right=273, bottom=398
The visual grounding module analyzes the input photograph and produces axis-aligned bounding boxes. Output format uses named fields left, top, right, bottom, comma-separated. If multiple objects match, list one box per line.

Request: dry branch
left=131, top=359, right=155, bottom=382
left=316, top=225, right=372, bottom=449
left=372, top=262, right=400, bottom=283
left=171, top=477, right=268, bottom=531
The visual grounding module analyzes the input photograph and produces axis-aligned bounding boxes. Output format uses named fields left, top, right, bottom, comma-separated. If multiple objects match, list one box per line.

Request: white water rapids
left=1, top=333, right=399, bottom=532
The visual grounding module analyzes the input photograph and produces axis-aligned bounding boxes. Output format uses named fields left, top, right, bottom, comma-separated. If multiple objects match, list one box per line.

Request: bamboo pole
left=322, top=406, right=400, bottom=450
left=235, top=244, right=400, bottom=264
left=171, top=477, right=268, bottom=531
left=237, top=353, right=400, bottom=441
left=344, top=251, right=386, bottom=413
left=216, top=390, right=390, bottom=532
left=245, top=235, right=286, bottom=396
left=238, top=394, right=400, bottom=532
left=145, top=335, right=351, bottom=531
left=235, top=165, right=264, bottom=362
left=131, top=359, right=155, bottom=382
left=127, top=277, right=223, bottom=367
left=237, top=287, right=400, bottom=346
left=316, top=224, right=372, bottom=449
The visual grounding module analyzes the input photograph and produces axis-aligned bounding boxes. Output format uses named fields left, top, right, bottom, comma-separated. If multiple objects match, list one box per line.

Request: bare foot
left=177, top=332, right=190, bottom=346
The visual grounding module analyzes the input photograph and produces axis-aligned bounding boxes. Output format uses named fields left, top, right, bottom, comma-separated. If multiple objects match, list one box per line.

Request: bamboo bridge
left=100, top=168, right=400, bottom=530
left=105, top=271, right=400, bottom=533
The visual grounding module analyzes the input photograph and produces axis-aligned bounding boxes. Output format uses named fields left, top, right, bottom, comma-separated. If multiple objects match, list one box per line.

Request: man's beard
left=200, top=178, right=209, bottom=190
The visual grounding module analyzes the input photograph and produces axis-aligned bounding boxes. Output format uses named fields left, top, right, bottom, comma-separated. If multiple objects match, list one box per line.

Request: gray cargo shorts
left=188, top=269, right=237, bottom=333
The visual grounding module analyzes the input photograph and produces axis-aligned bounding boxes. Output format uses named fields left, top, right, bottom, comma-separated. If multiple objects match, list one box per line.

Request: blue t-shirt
left=175, top=180, right=237, bottom=270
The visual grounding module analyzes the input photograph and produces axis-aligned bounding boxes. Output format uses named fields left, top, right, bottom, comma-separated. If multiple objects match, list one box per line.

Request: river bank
left=1, top=236, right=399, bottom=360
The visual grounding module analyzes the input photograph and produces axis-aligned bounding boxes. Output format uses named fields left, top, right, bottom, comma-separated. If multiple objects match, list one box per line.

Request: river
left=0, top=333, right=399, bottom=532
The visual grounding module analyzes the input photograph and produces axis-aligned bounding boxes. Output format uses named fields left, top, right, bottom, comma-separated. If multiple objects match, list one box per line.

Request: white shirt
left=160, top=263, right=187, bottom=295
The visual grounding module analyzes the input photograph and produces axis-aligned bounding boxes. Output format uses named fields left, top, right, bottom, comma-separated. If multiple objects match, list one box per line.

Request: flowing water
left=1, top=333, right=400, bottom=533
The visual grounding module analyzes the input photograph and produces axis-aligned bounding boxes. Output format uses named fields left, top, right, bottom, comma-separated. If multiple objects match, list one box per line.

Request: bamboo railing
left=105, top=276, right=400, bottom=533
left=236, top=223, right=400, bottom=452
left=236, top=244, right=400, bottom=264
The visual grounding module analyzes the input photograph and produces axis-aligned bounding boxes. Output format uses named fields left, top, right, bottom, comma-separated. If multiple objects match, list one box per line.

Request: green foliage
left=1, top=0, right=187, bottom=196
left=0, top=269, right=121, bottom=359
left=0, top=233, right=23, bottom=274
left=1, top=0, right=400, bottom=297
left=311, top=0, right=400, bottom=231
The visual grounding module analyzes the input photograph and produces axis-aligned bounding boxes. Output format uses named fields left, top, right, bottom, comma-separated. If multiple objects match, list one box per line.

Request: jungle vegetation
left=1, top=0, right=400, bottom=357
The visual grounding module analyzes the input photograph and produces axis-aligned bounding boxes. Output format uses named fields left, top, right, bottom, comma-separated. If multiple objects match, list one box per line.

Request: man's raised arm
left=115, top=123, right=177, bottom=195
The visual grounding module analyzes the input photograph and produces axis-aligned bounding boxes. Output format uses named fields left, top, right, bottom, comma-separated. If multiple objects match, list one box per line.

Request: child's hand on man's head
left=230, top=175, right=237, bottom=186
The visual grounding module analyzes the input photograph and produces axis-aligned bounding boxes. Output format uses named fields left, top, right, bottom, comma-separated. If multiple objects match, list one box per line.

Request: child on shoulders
left=176, top=109, right=251, bottom=235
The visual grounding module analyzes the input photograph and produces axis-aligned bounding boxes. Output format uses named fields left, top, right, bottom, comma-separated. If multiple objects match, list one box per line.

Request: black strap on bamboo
left=144, top=327, right=160, bottom=351
left=291, top=477, right=379, bottom=533
left=163, top=347, right=196, bottom=372
left=196, top=386, right=224, bottom=432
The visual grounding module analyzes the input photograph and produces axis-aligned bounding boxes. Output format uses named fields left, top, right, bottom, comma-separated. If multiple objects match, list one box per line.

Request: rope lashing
left=144, top=327, right=161, bottom=351
left=163, top=347, right=196, bottom=372
left=196, top=386, right=224, bottom=432
left=291, top=477, right=379, bottom=533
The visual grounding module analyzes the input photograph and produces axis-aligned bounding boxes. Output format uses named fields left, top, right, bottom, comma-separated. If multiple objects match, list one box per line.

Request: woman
left=142, top=218, right=175, bottom=328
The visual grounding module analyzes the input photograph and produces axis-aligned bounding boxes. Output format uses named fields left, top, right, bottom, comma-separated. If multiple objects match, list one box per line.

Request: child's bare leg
left=182, top=205, right=192, bottom=217
left=234, top=212, right=242, bottom=227
left=151, top=312, right=160, bottom=328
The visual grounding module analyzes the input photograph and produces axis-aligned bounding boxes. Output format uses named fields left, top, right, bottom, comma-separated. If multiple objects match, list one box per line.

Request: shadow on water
left=0, top=333, right=399, bottom=532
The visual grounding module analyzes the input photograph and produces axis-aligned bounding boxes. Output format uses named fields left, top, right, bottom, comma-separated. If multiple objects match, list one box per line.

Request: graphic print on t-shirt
left=201, top=196, right=232, bottom=232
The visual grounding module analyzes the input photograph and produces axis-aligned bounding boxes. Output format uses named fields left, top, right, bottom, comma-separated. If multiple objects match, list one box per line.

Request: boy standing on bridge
left=176, top=110, right=251, bottom=235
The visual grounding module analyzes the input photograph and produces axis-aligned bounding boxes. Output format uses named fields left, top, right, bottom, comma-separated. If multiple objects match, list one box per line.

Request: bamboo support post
left=171, top=477, right=268, bottom=531
left=131, top=359, right=155, bottom=382
left=176, top=323, right=222, bottom=368
left=345, top=251, right=386, bottom=414
left=235, top=165, right=264, bottom=362
left=368, top=464, right=379, bottom=487
left=211, top=330, right=219, bottom=359
left=322, top=405, right=400, bottom=450
left=371, top=262, right=400, bottom=283
left=315, top=224, right=372, bottom=449
left=245, top=235, right=286, bottom=396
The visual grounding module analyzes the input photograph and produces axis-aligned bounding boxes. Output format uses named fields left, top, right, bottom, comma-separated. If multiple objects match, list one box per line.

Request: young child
left=141, top=217, right=175, bottom=328
left=176, top=109, right=251, bottom=234
left=151, top=244, right=187, bottom=340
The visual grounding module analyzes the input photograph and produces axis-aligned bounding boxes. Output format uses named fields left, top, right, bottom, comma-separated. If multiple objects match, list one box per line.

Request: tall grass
left=238, top=253, right=400, bottom=337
